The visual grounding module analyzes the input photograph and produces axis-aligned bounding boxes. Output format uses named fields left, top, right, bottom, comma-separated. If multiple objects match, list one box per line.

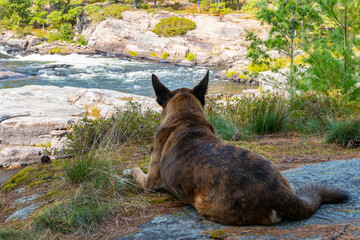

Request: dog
left=123, top=71, right=349, bottom=225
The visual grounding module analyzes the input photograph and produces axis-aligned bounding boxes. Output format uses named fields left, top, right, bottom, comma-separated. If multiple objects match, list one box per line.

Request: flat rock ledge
left=119, top=158, right=360, bottom=239
left=0, top=85, right=159, bottom=167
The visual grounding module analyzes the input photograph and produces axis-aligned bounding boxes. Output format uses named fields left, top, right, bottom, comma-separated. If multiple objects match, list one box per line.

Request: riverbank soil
left=1, top=133, right=359, bottom=239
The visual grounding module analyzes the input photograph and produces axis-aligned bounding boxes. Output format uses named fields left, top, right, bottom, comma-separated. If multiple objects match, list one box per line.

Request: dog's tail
left=277, top=183, right=349, bottom=221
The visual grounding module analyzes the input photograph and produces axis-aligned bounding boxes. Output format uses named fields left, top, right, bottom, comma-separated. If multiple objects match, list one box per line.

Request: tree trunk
left=134, top=0, right=137, bottom=9
left=198, top=0, right=200, bottom=12
left=154, top=0, right=157, bottom=9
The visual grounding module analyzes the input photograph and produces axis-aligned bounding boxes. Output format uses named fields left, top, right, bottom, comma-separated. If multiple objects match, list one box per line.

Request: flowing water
left=0, top=48, right=254, bottom=96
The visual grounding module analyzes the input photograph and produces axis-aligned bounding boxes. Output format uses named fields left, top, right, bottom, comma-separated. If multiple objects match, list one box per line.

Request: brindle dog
left=123, top=71, right=349, bottom=225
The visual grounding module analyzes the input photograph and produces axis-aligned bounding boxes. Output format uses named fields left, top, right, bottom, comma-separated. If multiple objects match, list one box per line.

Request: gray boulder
left=7, top=38, right=29, bottom=50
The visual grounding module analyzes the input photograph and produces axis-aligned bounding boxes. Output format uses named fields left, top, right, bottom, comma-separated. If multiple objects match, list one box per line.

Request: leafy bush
left=288, top=90, right=360, bottom=133
left=65, top=102, right=160, bottom=155
left=129, top=51, right=138, bottom=57
left=161, top=52, right=170, bottom=59
left=185, top=52, right=196, bottom=61
left=76, top=35, right=87, bottom=45
left=209, top=2, right=232, bottom=15
left=59, top=23, right=74, bottom=42
left=87, top=4, right=128, bottom=23
left=326, top=118, right=360, bottom=147
left=153, top=17, right=196, bottom=37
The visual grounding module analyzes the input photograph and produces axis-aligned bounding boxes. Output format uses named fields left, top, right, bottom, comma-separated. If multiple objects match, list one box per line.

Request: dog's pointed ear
left=152, top=74, right=172, bottom=107
left=192, top=71, right=209, bottom=106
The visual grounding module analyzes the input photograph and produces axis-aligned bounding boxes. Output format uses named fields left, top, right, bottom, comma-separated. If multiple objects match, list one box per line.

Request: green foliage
left=153, top=17, right=196, bottom=37
left=2, top=167, right=36, bottom=192
left=59, top=23, right=74, bottom=42
left=288, top=90, right=360, bottom=133
left=161, top=52, right=170, bottom=59
left=0, top=0, right=32, bottom=28
left=84, top=4, right=102, bottom=15
left=87, top=4, right=128, bottom=23
left=249, top=95, right=287, bottom=134
left=34, top=193, right=111, bottom=234
left=63, top=154, right=113, bottom=187
left=185, top=52, right=196, bottom=61
left=64, top=102, right=160, bottom=155
left=207, top=113, right=239, bottom=140
left=0, top=229, right=33, bottom=240
left=206, top=93, right=287, bottom=137
left=46, top=7, right=83, bottom=29
left=245, top=30, right=270, bottom=67
left=209, top=2, right=232, bottom=15
left=301, top=0, right=360, bottom=100
left=129, top=50, right=138, bottom=57
left=76, top=35, right=87, bottom=45
left=326, top=117, right=360, bottom=146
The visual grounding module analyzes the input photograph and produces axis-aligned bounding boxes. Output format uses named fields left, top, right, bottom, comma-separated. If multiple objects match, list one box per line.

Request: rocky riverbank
left=0, top=10, right=269, bottom=81
left=0, top=85, right=159, bottom=168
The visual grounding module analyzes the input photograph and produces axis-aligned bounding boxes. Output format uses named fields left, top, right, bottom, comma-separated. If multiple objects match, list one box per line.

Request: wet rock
left=47, top=64, right=72, bottom=70
left=0, top=45, right=21, bottom=56
left=0, top=70, right=25, bottom=80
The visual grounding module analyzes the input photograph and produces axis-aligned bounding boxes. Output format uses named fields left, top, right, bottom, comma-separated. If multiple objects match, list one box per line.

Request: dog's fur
left=125, top=71, right=349, bottom=225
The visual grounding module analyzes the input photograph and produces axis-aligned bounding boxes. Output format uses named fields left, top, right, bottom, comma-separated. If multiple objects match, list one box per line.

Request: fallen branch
left=329, top=224, right=350, bottom=240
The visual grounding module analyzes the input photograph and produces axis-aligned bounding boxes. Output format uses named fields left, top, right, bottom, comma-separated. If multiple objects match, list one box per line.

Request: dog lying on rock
left=123, top=71, right=349, bottom=225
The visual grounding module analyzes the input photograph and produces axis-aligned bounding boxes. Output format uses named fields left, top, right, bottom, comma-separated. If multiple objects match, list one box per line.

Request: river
left=0, top=48, right=254, bottom=96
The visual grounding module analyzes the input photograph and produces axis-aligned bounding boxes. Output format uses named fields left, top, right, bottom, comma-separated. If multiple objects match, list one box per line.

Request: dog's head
left=151, top=71, right=209, bottom=108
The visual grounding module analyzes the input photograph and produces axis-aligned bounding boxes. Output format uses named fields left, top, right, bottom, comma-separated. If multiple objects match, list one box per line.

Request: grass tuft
left=326, top=117, right=360, bottom=146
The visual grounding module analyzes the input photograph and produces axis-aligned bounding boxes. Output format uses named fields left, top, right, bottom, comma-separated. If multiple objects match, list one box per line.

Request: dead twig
left=329, top=224, right=350, bottom=240
left=314, top=215, right=334, bottom=222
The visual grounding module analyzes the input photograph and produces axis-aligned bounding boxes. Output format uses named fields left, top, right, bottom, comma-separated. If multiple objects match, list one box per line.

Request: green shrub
left=209, top=2, right=232, bottom=14
left=185, top=52, right=196, bottom=61
left=161, top=52, right=170, bottom=59
left=84, top=4, right=102, bottom=15
left=76, top=35, right=87, bottom=45
left=88, top=4, right=128, bottom=23
left=326, top=118, right=360, bottom=147
left=64, top=102, right=160, bottom=155
left=206, top=93, right=287, bottom=136
left=153, top=17, right=196, bottom=37
left=129, top=51, right=138, bottom=57
left=249, top=96, right=287, bottom=134
left=288, top=90, right=360, bottom=133
left=59, top=23, right=74, bottom=42
left=208, top=113, right=238, bottom=140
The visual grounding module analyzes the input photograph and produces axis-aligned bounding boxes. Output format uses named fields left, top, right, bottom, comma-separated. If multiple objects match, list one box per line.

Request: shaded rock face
left=0, top=85, right=160, bottom=167
left=83, top=11, right=269, bottom=66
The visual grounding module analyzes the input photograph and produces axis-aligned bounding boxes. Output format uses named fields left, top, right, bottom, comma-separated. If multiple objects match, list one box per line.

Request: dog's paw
left=122, top=169, right=132, bottom=178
